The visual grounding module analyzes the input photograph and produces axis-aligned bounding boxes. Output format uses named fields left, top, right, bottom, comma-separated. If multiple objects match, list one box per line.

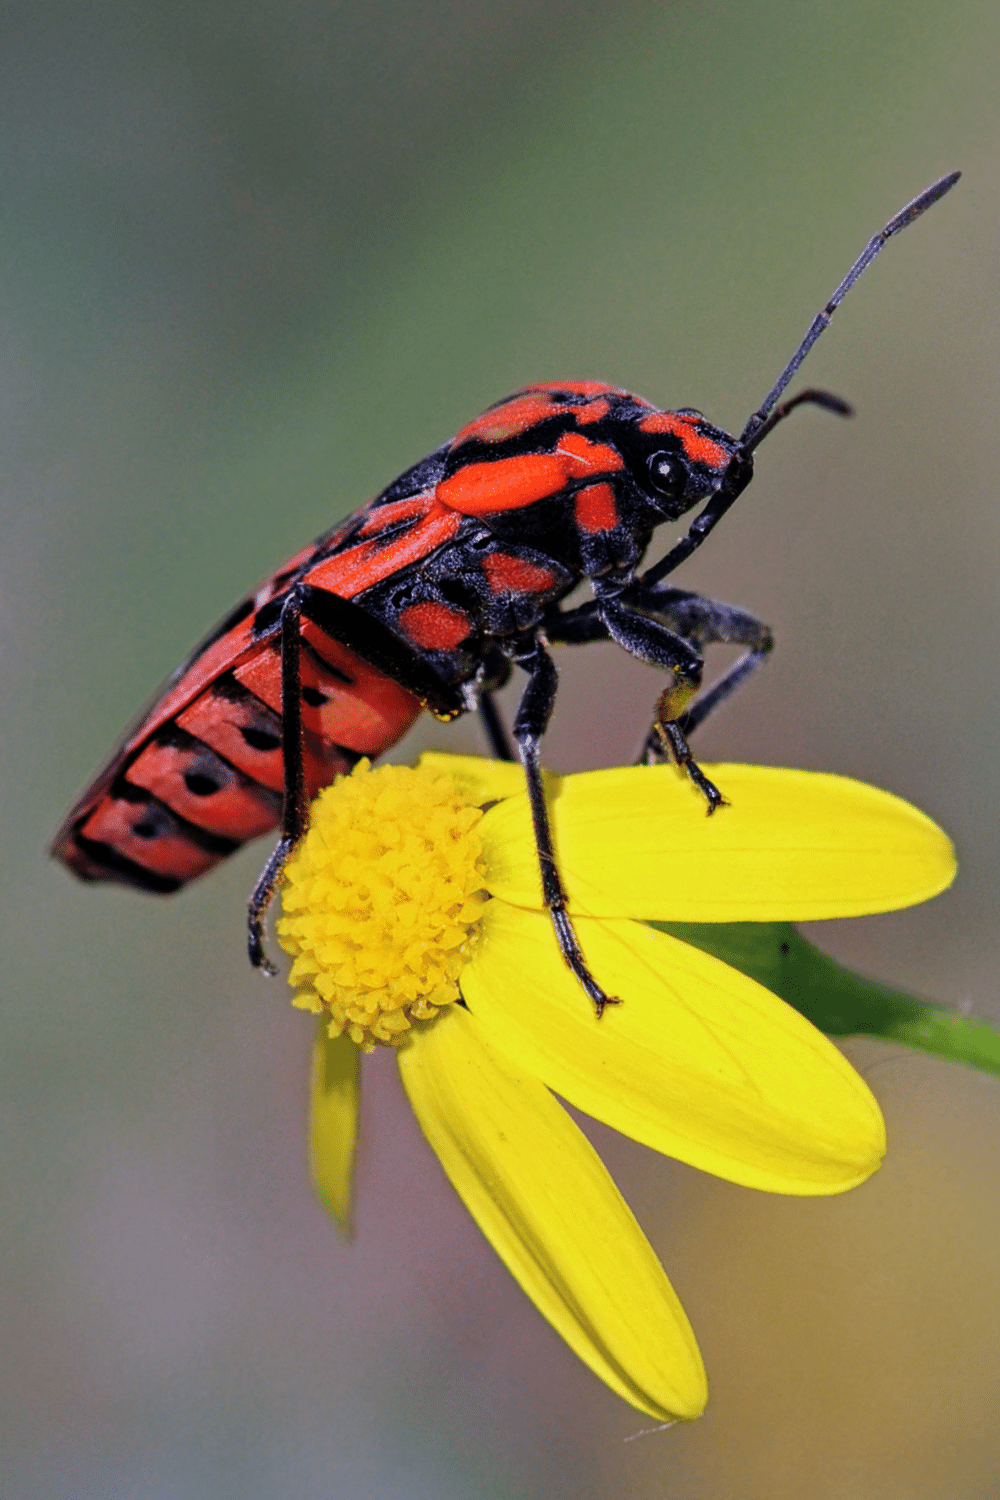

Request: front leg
left=544, top=586, right=773, bottom=753
left=511, top=635, right=619, bottom=1017
left=626, top=584, right=774, bottom=753
left=598, top=598, right=725, bottom=812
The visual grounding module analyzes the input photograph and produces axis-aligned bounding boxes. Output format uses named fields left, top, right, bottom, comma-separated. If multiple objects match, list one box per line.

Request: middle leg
left=510, top=634, right=619, bottom=1018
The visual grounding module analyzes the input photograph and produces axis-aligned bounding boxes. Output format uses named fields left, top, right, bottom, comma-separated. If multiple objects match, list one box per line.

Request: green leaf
left=654, top=922, right=1000, bottom=1078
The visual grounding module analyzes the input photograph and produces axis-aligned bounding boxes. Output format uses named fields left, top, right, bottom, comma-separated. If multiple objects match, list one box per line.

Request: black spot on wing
left=110, top=775, right=242, bottom=856
left=239, top=724, right=282, bottom=753
left=184, top=771, right=223, bottom=796
left=65, top=831, right=183, bottom=893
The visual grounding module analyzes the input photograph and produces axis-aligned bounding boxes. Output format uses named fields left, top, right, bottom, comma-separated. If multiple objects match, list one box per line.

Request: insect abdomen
left=53, top=630, right=424, bottom=893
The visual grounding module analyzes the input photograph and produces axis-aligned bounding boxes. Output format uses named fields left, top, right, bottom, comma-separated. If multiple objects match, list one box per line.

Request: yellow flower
left=277, top=754, right=955, bottom=1422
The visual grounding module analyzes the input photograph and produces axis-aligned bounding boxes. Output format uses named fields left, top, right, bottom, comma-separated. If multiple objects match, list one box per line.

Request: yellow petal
left=417, top=751, right=528, bottom=804
left=461, top=904, right=885, bottom=1195
left=397, top=1004, right=707, bottom=1421
left=479, top=763, right=956, bottom=919
left=310, top=1024, right=360, bottom=1236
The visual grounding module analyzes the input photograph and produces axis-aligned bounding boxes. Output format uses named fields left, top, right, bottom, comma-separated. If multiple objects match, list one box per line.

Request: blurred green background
left=4, top=2, right=1000, bottom=1496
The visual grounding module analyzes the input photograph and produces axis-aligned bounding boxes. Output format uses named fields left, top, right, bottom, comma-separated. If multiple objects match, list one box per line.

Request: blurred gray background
left=4, top=2, right=1000, bottom=1496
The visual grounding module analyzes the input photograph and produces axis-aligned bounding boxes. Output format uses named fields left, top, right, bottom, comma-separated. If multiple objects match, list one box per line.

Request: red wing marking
left=437, top=454, right=569, bottom=512
left=638, top=412, right=730, bottom=470
left=133, top=615, right=260, bottom=752
left=176, top=675, right=287, bottom=792
left=305, top=503, right=463, bottom=598
left=482, top=553, right=557, bottom=595
left=451, top=394, right=572, bottom=448
left=112, top=530, right=346, bottom=753
left=299, top=621, right=422, bottom=751
left=58, top=610, right=423, bottom=889
left=573, top=398, right=611, bottom=425
left=530, top=380, right=629, bottom=399
left=135, top=562, right=425, bottom=764
left=574, top=483, right=619, bottom=534
left=554, top=432, right=625, bottom=474
left=357, top=495, right=434, bottom=536
left=397, top=602, right=473, bottom=651
left=438, top=434, right=624, bottom=516
left=125, top=736, right=280, bottom=841
left=176, top=677, right=349, bottom=799
left=60, top=530, right=430, bottom=887
left=234, top=622, right=422, bottom=752
left=78, top=797, right=223, bottom=884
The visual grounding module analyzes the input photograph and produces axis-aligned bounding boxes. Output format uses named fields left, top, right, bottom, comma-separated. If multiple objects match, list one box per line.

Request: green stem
left=654, top=921, right=1000, bottom=1076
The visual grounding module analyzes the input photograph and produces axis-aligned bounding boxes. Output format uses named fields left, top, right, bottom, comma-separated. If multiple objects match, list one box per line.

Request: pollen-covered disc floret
left=276, top=760, right=489, bottom=1051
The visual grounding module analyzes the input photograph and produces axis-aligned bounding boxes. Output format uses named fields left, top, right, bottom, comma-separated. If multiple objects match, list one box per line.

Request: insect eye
left=646, top=450, right=681, bottom=497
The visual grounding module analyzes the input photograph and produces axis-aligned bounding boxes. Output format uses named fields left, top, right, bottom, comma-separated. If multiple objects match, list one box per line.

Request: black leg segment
left=248, top=587, right=311, bottom=975
left=511, top=635, right=619, bottom=1018
left=626, top=586, right=774, bottom=751
left=545, top=585, right=772, bottom=734
left=596, top=597, right=724, bottom=811
left=543, top=586, right=773, bottom=782
left=478, top=689, right=517, bottom=762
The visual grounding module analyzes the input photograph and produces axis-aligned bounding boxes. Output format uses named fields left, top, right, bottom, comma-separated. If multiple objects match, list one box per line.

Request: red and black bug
left=53, top=173, right=959, bottom=1014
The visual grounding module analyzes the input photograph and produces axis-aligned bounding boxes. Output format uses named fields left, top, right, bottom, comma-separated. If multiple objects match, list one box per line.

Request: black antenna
left=739, top=170, right=960, bottom=451
left=640, top=172, right=960, bottom=592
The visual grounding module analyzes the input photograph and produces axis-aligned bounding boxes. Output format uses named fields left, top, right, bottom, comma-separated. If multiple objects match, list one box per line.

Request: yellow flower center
left=277, top=760, right=489, bottom=1052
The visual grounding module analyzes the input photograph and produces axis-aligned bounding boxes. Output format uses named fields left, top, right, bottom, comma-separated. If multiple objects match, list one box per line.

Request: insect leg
left=597, top=599, right=725, bottom=811
left=629, top=586, right=774, bottom=752
left=248, top=586, right=309, bottom=974
left=478, top=691, right=516, bottom=761
left=545, top=588, right=772, bottom=750
left=474, top=644, right=515, bottom=759
left=540, top=598, right=608, bottom=646
left=511, top=636, right=619, bottom=1017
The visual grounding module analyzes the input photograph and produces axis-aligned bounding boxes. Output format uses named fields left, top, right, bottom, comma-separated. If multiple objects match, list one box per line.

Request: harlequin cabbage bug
left=54, top=172, right=959, bottom=1014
